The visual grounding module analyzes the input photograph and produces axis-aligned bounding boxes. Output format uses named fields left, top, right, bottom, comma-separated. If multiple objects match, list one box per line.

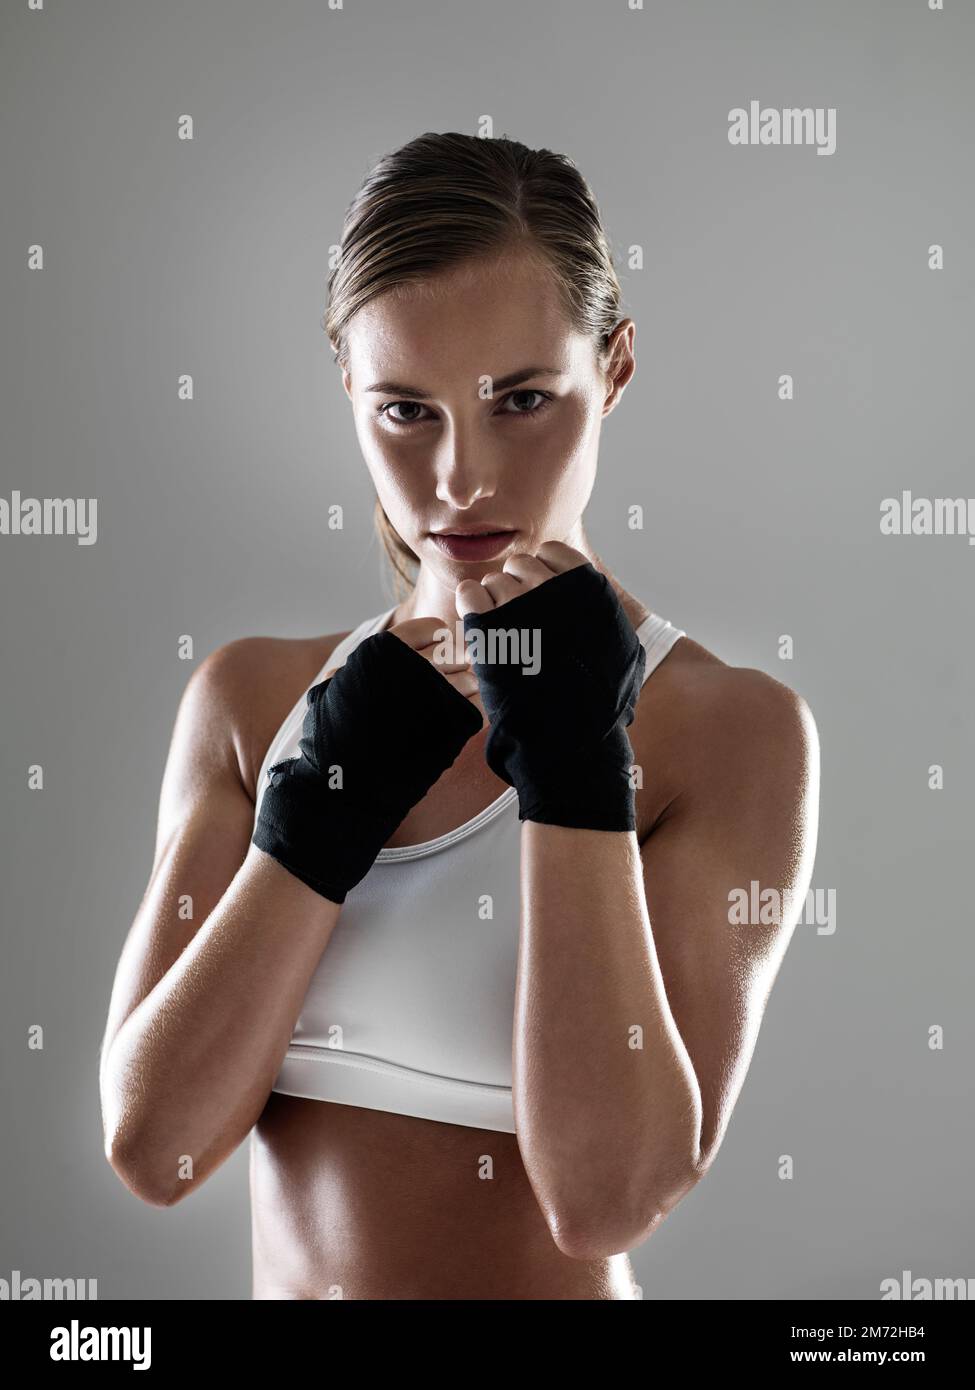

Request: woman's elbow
left=100, top=1056, right=196, bottom=1207
left=104, top=1130, right=186, bottom=1209
left=551, top=1168, right=704, bottom=1261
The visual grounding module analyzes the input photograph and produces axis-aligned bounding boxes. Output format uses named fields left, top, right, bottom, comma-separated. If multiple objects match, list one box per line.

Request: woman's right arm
left=99, top=639, right=342, bottom=1209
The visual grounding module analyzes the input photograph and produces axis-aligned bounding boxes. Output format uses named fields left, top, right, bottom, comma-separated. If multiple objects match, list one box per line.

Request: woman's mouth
left=430, top=530, right=518, bottom=561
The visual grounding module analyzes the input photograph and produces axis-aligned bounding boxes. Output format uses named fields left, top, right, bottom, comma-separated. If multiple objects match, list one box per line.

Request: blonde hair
left=324, top=131, right=624, bottom=600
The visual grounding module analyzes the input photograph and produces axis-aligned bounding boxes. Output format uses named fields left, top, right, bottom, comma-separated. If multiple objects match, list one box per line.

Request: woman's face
left=341, top=249, right=634, bottom=580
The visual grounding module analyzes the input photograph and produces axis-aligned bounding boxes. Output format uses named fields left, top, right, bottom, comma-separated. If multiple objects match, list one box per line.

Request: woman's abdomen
left=249, top=1091, right=640, bottom=1300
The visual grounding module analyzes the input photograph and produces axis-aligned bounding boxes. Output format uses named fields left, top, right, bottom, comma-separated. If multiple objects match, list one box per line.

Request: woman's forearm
left=100, top=845, right=340, bottom=1206
left=514, top=822, right=703, bottom=1259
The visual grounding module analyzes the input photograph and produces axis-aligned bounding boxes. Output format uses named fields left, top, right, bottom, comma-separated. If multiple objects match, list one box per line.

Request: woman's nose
left=433, top=433, right=499, bottom=509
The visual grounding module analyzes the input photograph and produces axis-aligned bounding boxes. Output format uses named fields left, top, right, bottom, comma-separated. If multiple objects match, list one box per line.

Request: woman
left=99, top=132, right=819, bottom=1300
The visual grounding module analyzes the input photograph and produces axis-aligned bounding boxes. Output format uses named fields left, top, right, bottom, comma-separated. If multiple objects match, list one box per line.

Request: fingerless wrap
left=252, top=631, right=484, bottom=903
left=462, top=563, right=646, bottom=832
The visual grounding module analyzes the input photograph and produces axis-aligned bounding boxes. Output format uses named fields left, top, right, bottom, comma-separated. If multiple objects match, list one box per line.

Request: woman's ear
left=601, top=319, right=636, bottom=416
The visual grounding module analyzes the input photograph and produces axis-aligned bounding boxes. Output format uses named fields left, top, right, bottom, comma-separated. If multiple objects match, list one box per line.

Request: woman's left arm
left=514, top=670, right=819, bottom=1261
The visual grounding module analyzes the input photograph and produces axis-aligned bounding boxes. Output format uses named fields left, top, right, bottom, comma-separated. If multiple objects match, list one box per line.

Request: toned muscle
left=225, top=589, right=788, bottom=1299
left=233, top=616, right=644, bottom=1297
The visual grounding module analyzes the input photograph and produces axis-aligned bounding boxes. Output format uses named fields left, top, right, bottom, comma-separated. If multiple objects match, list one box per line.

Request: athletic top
left=252, top=602, right=686, bottom=1133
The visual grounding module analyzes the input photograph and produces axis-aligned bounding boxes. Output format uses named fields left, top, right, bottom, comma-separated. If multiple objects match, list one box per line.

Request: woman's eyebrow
left=364, top=366, right=564, bottom=398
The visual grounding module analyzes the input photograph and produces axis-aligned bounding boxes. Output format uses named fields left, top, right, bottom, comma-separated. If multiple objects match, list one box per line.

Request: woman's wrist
left=253, top=631, right=483, bottom=902
left=462, top=563, right=646, bottom=832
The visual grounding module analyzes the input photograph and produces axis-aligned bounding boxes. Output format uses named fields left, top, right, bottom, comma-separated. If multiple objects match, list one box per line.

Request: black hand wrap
left=462, top=563, right=646, bottom=832
left=252, top=631, right=483, bottom=903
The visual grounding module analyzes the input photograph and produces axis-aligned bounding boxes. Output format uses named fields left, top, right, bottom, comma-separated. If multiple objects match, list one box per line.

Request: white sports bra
left=253, top=603, right=686, bottom=1133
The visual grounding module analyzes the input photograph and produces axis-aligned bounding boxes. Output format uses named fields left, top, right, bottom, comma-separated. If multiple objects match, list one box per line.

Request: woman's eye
left=380, top=400, right=428, bottom=426
left=501, top=389, right=551, bottom=417
left=377, top=389, right=552, bottom=428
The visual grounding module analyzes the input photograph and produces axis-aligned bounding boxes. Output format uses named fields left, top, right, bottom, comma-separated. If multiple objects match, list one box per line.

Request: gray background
left=1, top=0, right=972, bottom=1300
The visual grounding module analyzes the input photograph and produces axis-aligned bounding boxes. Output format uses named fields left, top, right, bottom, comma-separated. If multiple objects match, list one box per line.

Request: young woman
left=99, top=132, right=819, bottom=1301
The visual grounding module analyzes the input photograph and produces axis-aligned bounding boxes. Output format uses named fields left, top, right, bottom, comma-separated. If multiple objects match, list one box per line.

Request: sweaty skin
left=102, top=248, right=817, bottom=1298
left=242, top=577, right=713, bottom=1301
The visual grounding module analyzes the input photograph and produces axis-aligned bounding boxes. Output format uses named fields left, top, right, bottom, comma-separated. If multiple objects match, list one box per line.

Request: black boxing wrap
left=252, top=630, right=483, bottom=903
left=462, top=563, right=646, bottom=832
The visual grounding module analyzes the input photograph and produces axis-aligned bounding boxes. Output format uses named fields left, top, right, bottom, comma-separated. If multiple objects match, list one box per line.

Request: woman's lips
left=430, top=530, right=517, bottom=561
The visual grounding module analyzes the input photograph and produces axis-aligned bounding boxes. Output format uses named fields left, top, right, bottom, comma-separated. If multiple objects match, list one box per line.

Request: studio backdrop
left=1, top=0, right=972, bottom=1304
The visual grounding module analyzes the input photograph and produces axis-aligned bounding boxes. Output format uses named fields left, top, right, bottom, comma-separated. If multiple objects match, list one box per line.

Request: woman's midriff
left=249, top=1092, right=642, bottom=1300
left=248, top=740, right=645, bottom=1300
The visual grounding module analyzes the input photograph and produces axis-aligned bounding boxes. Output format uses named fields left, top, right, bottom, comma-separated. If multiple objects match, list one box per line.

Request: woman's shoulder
left=632, top=631, right=817, bottom=839
left=651, top=643, right=814, bottom=743
left=196, top=631, right=355, bottom=803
